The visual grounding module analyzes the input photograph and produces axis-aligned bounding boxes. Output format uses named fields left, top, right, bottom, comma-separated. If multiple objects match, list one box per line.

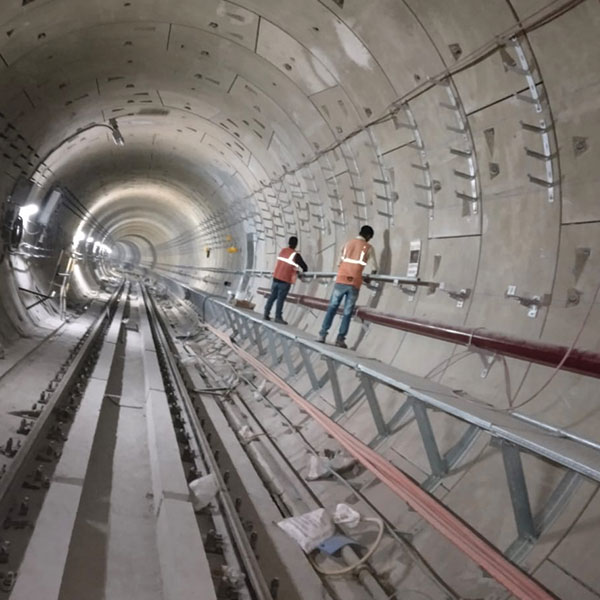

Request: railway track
left=0, top=283, right=124, bottom=595
left=0, top=280, right=371, bottom=599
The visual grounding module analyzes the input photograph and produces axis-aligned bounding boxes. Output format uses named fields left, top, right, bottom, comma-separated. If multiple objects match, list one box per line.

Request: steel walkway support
left=154, top=275, right=600, bottom=596
left=205, top=321, right=557, bottom=600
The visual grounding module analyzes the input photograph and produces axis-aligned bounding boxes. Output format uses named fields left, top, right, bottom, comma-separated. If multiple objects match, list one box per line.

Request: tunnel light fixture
left=108, top=118, right=125, bottom=147
left=72, top=230, right=86, bottom=247
left=19, top=204, right=39, bottom=221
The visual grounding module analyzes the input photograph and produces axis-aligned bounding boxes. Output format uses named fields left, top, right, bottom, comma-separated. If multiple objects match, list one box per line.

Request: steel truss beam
left=167, top=279, right=598, bottom=567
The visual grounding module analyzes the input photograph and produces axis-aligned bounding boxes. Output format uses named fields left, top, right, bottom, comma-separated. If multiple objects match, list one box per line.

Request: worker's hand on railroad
left=364, top=275, right=372, bottom=284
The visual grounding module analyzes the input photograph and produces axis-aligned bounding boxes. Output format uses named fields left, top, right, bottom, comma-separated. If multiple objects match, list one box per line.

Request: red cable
left=207, top=323, right=557, bottom=600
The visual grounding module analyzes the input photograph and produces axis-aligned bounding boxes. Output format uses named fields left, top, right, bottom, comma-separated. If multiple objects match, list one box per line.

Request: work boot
left=335, top=338, right=348, bottom=349
left=274, top=317, right=288, bottom=325
left=263, top=315, right=271, bottom=321
left=317, top=335, right=326, bottom=344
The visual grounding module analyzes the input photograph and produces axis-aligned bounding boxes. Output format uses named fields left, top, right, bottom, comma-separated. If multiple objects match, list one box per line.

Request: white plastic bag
left=189, top=474, right=219, bottom=512
left=333, top=503, right=361, bottom=528
left=277, top=508, right=335, bottom=553
left=238, top=425, right=254, bottom=442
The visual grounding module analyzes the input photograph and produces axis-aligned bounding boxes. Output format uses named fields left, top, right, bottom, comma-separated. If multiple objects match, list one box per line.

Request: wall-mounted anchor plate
left=477, top=351, right=498, bottom=378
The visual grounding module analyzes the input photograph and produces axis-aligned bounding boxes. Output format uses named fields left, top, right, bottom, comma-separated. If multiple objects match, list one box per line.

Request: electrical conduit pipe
left=256, top=288, right=600, bottom=379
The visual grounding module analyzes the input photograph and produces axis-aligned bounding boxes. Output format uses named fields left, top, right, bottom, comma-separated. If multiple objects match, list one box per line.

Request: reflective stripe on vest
left=273, top=248, right=299, bottom=283
left=336, top=239, right=370, bottom=288
left=276, top=251, right=299, bottom=269
left=341, top=248, right=367, bottom=266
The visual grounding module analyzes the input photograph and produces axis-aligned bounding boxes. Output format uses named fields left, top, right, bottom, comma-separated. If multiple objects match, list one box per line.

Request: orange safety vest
left=336, top=238, right=372, bottom=289
left=273, top=247, right=299, bottom=284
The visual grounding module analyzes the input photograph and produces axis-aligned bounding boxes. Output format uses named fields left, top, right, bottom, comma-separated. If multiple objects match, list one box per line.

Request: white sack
left=277, top=508, right=335, bottom=553
left=189, top=474, right=219, bottom=512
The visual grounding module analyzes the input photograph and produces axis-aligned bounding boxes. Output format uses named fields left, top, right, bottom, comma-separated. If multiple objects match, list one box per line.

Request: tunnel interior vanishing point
left=0, top=0, right=598, bottom=599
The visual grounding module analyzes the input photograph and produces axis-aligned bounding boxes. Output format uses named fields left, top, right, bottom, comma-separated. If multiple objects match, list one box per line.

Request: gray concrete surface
left=104, top=300, right=163, bottom=600
left=0, top=0, right=598, bottom=598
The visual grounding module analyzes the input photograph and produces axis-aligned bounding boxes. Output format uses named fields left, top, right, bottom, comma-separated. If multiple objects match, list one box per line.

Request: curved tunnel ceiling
left=0, top=0, right=592, bottom=275
left=0, top=1, right=599, bottom=595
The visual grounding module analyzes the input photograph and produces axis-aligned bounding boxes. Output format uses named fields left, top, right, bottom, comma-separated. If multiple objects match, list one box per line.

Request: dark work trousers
left=264, top=279, right=292, bottom=319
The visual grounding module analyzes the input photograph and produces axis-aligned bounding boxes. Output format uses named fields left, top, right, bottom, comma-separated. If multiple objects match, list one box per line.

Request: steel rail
left=205, top=322, right=557, bottom=600
left=152, top=264, right=437, bottom=287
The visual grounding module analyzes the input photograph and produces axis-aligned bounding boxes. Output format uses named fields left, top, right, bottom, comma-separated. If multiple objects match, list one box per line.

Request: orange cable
left=206, top=323, right=557, bottom=600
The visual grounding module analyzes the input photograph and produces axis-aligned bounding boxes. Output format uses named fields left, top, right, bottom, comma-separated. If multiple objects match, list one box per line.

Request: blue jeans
left=319, top=283, right=359, bottom=340
left=264, top=279, right=291, bottom=319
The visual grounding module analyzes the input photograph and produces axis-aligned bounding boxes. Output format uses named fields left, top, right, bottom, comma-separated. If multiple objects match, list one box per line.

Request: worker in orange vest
left=318, top=225, right=377, bottom=348
left=264, top=236, right=308, bottom=324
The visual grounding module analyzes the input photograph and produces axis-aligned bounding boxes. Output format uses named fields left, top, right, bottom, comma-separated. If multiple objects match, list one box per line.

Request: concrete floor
left=58, top=298, right=164, bottom=600
left=104, top=301, right=163, bottom=600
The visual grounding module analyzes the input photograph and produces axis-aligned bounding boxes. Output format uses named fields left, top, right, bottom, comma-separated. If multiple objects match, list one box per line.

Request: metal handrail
left=154, top=264, right=438, bottom=288
left=152, top=272, right=600, bottom=595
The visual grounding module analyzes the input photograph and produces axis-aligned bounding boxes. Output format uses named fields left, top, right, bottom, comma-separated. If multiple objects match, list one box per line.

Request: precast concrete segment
left=104, top=289, right=163, bottom=600
left=92, top=286, right=129, bottom=382
left=146, top=390, right=216, bottom=600
left=8, top=379, right=105, bottom=600
left=8, top=482, right=85, bottom=600
left=206, top=323, right=558, bottom=600
left=257, top=287, right=600, bottom=379
left=139, top=295, right=165, bottom=394
left=145, top=389, right=190, bottom=512
left=156, top=498, right=217, bottom=600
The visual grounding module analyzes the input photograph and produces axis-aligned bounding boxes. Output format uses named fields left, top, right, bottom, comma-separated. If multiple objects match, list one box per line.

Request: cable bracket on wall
left=438, top=282, right=471, bottom=308
left=505, top=285, right=551, bottom=318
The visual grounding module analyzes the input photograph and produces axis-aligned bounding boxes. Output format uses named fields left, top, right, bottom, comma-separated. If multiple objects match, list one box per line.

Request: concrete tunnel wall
left=0, top=0, right=598, bottom=596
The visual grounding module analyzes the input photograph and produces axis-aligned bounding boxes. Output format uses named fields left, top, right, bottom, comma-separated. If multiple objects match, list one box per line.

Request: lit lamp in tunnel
left=85, top=236, right=95, bottom=254
left=225, top=234, right=238, bottom=254
left=19, top=204, right=39, bottom=222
